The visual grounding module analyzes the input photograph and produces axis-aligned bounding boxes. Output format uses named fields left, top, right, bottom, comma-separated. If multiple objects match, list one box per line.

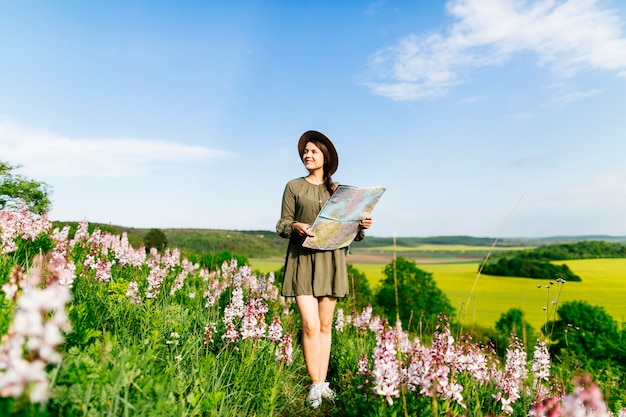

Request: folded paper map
left=302, top=185, right=386, bottom=250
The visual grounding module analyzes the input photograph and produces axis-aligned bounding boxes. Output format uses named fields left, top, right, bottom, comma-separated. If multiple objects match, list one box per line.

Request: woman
left=276, top=130, right=372, bottom=409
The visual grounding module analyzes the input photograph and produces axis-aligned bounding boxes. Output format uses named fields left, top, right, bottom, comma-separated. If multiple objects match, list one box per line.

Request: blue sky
left=1, top=0, right=626, bottom=238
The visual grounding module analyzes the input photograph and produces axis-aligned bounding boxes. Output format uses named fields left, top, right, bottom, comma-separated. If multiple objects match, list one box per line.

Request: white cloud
left=458, top=95, right=487, bottom=104
left=367, top=0, right=626, bottom=100
left=0, top=119, right=231, bottom=178
left=547, top=88, right=603, bottom=106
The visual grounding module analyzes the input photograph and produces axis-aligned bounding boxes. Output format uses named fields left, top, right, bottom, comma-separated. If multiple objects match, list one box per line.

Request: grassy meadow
left=250, top=249, right=626, bottom=331
left=3, top=212, right=626, bottom=415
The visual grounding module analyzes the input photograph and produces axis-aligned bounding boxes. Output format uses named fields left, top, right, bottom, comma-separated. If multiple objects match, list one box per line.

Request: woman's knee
left=301, top=318, right=321, bottom=336
left=319, top=317, right=335, bottom=335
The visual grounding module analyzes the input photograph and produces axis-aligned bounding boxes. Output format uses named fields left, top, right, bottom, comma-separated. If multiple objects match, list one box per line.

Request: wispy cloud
left=458, top=95, right=487, bottom=104
left=0, top=119, right=231, bottom=177
left=547, top=88, right=603, bottom=106
left=367, top=0, right=626, bottom=100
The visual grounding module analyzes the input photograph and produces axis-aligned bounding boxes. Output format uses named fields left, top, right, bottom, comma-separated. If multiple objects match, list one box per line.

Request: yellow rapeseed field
left=249, top=258, right=626, bottom=330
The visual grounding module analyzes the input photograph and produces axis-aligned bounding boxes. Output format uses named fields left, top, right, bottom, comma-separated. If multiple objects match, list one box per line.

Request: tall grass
left=1, top=208, right=625, bottom=416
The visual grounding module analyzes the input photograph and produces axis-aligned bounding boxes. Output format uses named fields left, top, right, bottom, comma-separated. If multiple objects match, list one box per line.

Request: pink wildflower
left=275, top=332, right=293, bottom=364
left=125, top=281, right=142, bottom=304
left=561, top=374, right=610, bottom=417
left=69, top=219, right=90, bottom=247
left=48, top=234, right=76, bottom=288
left=335, top=308, right=345, bottom=332
left=264, top=272, right=279, bottom=300
left=204, top=323, right=217, bottom=345
left=357, top=354, right=370, bottom=376
left=240, top=298, right=268, bottom=340
left=93, top=258, right=114, bottom=283
left=222, top=322, right=240, bottom=344
left=160, top=248, right=181, bottom=269
left=170, top=259, right=198, bottom=296
left=145, top=265, right=167, bottom=299
left=529, top=394, right=563, bottom=417
left=455, top=336, right=490, bottom=384
left=111, top=233, right=146, bottom=267
left=0, top=202, right=52, bottom=253
left=203, top=276, right=222, bottom=307
left=267, top=316, right=283, bottom=342
left=223, top=287, right=245, bottom=324
left=368, top=315, right=383, bottom=333
left=0, top=257, right=72, bottom=402
left=371, top=324, right=402, bottom=405
left=221, top=259, right=239, bottom=281
left=394, top=321, right=411, bottom=354
left=353, top=305, right=373, bottom=331
left=494, top=336, right=527, bottom=415
left=531, top=339, right=551, bottom=399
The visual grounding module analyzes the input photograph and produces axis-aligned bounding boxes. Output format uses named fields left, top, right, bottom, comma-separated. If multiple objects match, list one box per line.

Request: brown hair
left=302, top=139, right=337, bottom=195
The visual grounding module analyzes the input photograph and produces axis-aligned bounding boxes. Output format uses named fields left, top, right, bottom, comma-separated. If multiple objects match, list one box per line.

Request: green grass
left=249, top=259, right=283, bottom=275
left=249, top=258, right=626, bottom=331
left=4, top=221, right=626, bottom=415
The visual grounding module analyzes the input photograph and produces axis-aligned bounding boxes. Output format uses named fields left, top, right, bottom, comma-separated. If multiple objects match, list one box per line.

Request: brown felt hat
left=297, top=130, right=339, bottom=176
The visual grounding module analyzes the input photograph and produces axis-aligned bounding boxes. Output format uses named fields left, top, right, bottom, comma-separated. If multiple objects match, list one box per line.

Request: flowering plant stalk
left=0, top=255, right=72, bottom=402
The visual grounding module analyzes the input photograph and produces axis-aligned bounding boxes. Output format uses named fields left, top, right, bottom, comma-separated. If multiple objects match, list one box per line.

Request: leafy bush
left=487, top=308, right=537, bottom=357
left=338, top=264, right=373, bottom=313
left=0, top=161, right=52, bottom=214
left=481, top=257, right=582, bottom=281
left=374, top=256, right=455, bottom=335
left=143, top=228, right=168, bottom=252
left=187, top=250, right=248, bottom=271
left=545, top=300, right=623, bottom=366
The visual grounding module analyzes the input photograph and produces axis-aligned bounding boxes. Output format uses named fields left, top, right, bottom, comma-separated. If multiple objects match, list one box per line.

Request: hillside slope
left=50, top=221, right=626, bottom=259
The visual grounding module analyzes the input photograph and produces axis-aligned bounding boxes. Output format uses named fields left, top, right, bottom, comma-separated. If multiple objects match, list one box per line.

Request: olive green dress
left=276, top=177, right=364, bottom=298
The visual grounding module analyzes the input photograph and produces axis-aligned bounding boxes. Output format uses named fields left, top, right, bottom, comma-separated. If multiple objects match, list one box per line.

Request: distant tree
left=375, top=256, right=455, bottom=334
left=496, top=308, right=535, bottom=339
left=545, top=300, right=622, bottom=366
left=211, top=250, right=248, bottom=271
left=491, top=240, right=626, bottom=262
left=490, top=308, right=536, bottom=356
left=143, top=228, right=168, bottom=252
left=481, top=257, right=581, bottom=281
left=188, top=250, right=248, bottom=271
left=0, top=161, right=52, bottom=214
left=339, top=264, right=373, bottom=312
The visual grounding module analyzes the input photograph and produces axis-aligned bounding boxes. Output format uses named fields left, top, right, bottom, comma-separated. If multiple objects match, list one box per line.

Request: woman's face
left=301, top=141, right=325, bottom=173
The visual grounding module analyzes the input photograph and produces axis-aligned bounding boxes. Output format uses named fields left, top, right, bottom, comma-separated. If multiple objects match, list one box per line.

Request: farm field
left=357, top=244, right=531, bottom=253
left=249, top=257, right=626, bottom=330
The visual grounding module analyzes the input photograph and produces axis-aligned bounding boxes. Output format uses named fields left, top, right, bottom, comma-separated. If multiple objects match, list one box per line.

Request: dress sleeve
left=276, top=182, right=296, bottom=238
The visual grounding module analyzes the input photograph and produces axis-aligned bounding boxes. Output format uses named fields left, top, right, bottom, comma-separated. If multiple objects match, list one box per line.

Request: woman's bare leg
left=296, top=295, right=322, bottom=384
left=317, top=296, right=337, bottom=382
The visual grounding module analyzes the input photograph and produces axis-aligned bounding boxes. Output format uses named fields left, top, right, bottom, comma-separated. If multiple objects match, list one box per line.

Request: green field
left=249, top=258, right=626, bottom=331
left=358, top=244, right=531, bottom=252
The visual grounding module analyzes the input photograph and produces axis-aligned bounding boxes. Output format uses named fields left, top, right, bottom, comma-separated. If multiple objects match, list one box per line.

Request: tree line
left=498, top=240, right=626, bottom=261
left=480, top=240, right=626, bottom=281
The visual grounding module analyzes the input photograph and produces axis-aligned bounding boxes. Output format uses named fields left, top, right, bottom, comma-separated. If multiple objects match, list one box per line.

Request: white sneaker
left=307, top=383, right=323, bottom=409
left=319, top=381, right=336, bottom=401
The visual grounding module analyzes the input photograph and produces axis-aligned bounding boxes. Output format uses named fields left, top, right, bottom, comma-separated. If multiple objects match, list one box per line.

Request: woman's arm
left=276, top=183, right=296, bottom=238
left=354, top=216, right=372, bottom=241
